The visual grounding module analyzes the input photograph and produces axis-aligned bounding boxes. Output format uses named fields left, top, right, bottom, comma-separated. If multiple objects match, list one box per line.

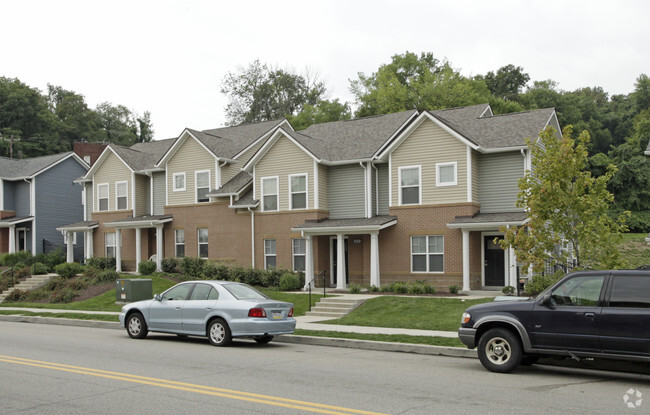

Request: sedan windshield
left=223, top=284, right=269, bottom=300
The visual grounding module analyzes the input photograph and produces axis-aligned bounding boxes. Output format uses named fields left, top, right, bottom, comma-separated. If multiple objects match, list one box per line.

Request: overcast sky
left=2, top=0, right=648, bottom=140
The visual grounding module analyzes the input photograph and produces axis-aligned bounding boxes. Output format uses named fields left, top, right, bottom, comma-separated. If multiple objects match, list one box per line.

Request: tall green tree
left=479, top=64, right=530, bottom=101
left=287, top=99, right=351, bottom=130
left=501, top=126, right=628, bottom=273
left=221, top=60, right=326, bottom=126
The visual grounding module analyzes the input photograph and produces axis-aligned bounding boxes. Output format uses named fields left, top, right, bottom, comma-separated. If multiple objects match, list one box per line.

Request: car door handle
left=175, top=306, right=181, bottom=310
left=205, top=307, right=212, bottom=310
left=584, top=312, right=595, bottom=318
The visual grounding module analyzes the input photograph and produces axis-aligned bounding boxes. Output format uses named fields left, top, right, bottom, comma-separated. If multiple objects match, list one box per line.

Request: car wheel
left=477, top=328, right=522, bottom=373
left=208, top=318, right=232, bottom=347
left=254, top=335, right=274, bottom=344
left=126, top=313, right=148, bottom=339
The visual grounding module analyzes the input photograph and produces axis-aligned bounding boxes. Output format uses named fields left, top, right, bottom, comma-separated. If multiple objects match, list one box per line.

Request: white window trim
left=292, top=238, right=306, bottom=272
left=436, top=162, right=458, bottom=187
left=289, top=173, right=308, bottom=210
left=398, top=165, right=421, bottom=206
left=410, top=235, right=444, bottom=273
left=197, top=228, right=208, bottom=258
left=261, top=176, right=279, bottom=212
left=115, top=181, right=128, bottom=211
left=264, top=239, right=277, bottom=270
left=174, top=229, right=185, bottom=257
left=195, top=170, right=211, bottom=203
left=173, top=172, right=186, bottom=192
left=97, top=183, right=109, bottom=212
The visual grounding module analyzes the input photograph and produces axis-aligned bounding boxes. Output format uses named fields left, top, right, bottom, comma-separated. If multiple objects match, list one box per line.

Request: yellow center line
left=0, top=355, right=388, bottom=415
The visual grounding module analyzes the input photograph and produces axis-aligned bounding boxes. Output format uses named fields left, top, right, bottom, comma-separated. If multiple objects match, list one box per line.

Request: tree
left=287, top=99, right=351, bottom=130
left=95, top=102, right=140, bottom=145
left=480, top=64, right=530, bottom=101
left=220, top=60, right=326, bottom=125
left=632, top=74, right=650, bottom=111
left=501, top=126, right=628, bottom=274
left=349, top=51, right=491, bottom=117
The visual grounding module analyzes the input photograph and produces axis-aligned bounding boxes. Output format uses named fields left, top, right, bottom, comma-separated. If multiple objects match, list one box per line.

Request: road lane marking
left=0, top=355, right=388, bottom=415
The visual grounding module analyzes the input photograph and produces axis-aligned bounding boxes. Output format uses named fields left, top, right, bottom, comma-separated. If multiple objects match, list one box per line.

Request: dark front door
left=332, top=238, right=349, bottom=285
left=484, top=236, right=504, bottom=286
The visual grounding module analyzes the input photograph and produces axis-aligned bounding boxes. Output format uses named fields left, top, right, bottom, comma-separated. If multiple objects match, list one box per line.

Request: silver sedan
left=118, top=281, right=296, bottom=346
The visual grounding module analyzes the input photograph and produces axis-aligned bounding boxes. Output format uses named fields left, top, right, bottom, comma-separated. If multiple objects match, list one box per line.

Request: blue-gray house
left=0, top=152, right=89, bottom=260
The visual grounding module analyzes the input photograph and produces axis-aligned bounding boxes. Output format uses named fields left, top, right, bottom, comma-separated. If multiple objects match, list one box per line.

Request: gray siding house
left=0, top=152, right=89, bottom=260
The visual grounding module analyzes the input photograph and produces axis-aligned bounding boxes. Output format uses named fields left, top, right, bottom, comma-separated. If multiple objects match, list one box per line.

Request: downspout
left=217, top=160, right=228, bottom=189
left=371, top=163, right=379, bottom=216
left=25, top=178, right=35, bottom=254
left=248, top=207, right=255, bottom=268
left=359, top=162, right=369, bottom=218
left=145, top=171, right=154, bottom=215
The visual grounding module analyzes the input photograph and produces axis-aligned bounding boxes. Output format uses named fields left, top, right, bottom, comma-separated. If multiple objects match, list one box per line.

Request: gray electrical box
left=116, top=279, right=152, bottom=302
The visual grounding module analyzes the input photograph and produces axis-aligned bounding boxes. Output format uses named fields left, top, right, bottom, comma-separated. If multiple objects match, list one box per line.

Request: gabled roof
left=0, top=152, right=88, bottom=180
left=206, top=171, right=252, bottom=197
left=84, top=139, right=175, bottom=178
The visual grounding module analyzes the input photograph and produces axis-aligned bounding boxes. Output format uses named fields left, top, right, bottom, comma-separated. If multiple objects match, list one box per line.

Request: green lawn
left=619, top=233, right=650, bottom=268
left=322, top=296, right=493, bottom=332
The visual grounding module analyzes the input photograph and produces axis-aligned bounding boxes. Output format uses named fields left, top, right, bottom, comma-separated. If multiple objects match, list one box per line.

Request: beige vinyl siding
left=220, top=140, right=266, bottom=187
left=318, top=164, right=328, bottom=210
left=390, top=120, right=468, bottom=206
left=135, top=174, right=149, bottom=216
left=254, top=136, right=314, bottom=211
left=477, top=152, right=525, bottom=213
left=472, top=150, right=479, bottom=204
left=94, top=152, right=131, bottom=212
left=152, top=172, right=166, bottom=215
left=167, top=137, right=215, bottom=205
left=377, top=163, right=389, bottom=215
left=328, top=164, right=365, bottom=219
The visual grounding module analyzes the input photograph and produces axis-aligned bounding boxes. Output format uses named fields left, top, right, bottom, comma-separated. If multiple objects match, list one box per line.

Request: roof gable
left=0, top=152, right=89, bottom=180
left=243, top=128, right=318, bottom=172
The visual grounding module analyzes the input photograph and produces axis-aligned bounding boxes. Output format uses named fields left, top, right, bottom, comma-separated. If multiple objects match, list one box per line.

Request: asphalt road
left=1, top=321, right=649, bottom=415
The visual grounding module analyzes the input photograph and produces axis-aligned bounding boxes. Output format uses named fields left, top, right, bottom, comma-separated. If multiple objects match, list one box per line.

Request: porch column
left=135, top=228, right=142, bottom=272
left=115, top=228, right=122, bottom=272
left=8, top=226, right=15, bottom=254
left=370, top=232, right=380, bottom=288
left=336, top=233, right=346, bottom=290
left=155, top=224, right=163, bottom=272
left=85, top=230, right=93, bottom=261
left=303, top=235, right=314, bottom=290
left=462, top=229, right=470, bottom=292
left=508, top=245, right=517, bottom=288
left=65, top=231, right=74, bottom=263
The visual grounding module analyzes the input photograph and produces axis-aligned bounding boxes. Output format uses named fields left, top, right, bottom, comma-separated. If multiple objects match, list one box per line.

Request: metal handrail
left=308, top=270, right=327, bottom=312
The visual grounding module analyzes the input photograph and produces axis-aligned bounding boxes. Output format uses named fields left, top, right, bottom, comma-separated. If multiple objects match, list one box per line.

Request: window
left=198, top=228, right=208, bottom=258
left=189, top=283, right=218, bottom=301
left=610, top=277, right=650, bottom=308
left=411, top=235, right=444, bottom=272
left=105, top=233, right=116, bottom=258
left=399, top=166, right=421, bottom=205
left=262, top=177, right=278, bottom=211
left=290, top=174, right=307, bottom=210
left=264, top=239, right=276, bottom=270
left=173, top=172, right=186, bottom=191
left=161, top=284, right=192, bottom=301
left=436, top=162, right=457, bottom=186
left=196, top=171, right=210, bottom=202
left=550, top=275, right=604, bottom=307
left=292, top=238, right=306, bottom=272
left=116, top=181, right=128, bottom=210
left=175, top=229, right=185, bottom=258
left=97, top=183, right=109, bottom=211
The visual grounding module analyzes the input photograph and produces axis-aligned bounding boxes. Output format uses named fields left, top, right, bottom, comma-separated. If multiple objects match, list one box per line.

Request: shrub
left=50, top=288, right=77, bottom=303
left=448, top=285, right=460, bottom=295
left=87, top=257, right=116, bottom=270
left=524, top=272, right=563, bottom=296
left=14, top=266, right=31, bottom=279
left=278, top=273, right=301, bottom=291
left=138, top=260, right=156, bottom=275
left=44, top=277, right=67, bottom=291
left=5, top=289, right=27, bottom=302
left=349, top=283, right=362, bottom=294
left=369, top=285, right=379, bottom=293
left=392, top=282, right=408, bottom=294
left=35, top=249, right=66, bottom=271
left=161, top=257, right=179, bottom=273
left=179, top=257, right=205, bottom=279
left=68, top=278, right=88, bottom=291
left=31, top=262, right=48, bottom=275
left=2, top=251, right=33, bottom=267
left=407, top=281, right=424, bottom=294
left=54, top=262, right=84, bottom=279
left=502, top=285, right=516, bottom=295
left=95, top=269, right=119, bottom=283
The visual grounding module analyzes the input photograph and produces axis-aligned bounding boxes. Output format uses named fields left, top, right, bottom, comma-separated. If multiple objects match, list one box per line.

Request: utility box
left=116, top=279, right=152, bottom=302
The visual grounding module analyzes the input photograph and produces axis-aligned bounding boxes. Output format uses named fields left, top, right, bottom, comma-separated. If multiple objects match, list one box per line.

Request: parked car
left=119, top=281, right=296, bottom=346
left=458, top=269, right=650, bottom=373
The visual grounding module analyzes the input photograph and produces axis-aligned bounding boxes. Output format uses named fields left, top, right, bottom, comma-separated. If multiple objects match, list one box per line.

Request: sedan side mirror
left=154, top=293, right=161, bottom=301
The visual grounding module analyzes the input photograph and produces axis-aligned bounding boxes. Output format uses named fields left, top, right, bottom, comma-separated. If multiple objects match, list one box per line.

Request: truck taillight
left=248, top=308, right=267, bottom=318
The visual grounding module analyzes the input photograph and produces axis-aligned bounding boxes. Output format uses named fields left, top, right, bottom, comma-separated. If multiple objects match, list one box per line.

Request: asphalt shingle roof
left=193, top=119, right=285, bottom=159
left=110, top=138, right=175, bottom=171
left=207, top=171, right=252, bottom=196
left=0, top=152, right=81, bottom=179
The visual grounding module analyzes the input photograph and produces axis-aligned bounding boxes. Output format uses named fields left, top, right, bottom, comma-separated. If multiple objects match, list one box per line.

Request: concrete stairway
left=305, top=296, right=368, bottom=318
left=0, top=274, right=56, bottom=303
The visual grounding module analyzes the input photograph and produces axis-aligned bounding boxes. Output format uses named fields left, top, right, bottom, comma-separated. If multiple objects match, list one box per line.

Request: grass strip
left=0, top=310, right=118, bottom=322
left=293, top=329, right=465, bottom=348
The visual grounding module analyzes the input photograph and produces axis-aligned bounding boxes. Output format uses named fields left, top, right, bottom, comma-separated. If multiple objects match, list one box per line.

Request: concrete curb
left=0, top=315, right=476, bottom=359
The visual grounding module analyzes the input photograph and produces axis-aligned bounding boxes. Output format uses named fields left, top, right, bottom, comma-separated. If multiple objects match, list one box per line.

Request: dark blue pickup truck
left=458, top=269, right=650, bottom=373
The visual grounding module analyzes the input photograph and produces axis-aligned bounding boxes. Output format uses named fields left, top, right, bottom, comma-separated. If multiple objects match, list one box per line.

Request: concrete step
left=309, top=306, right=351, bottom=313
left=305, top=311, right=348, bottom=318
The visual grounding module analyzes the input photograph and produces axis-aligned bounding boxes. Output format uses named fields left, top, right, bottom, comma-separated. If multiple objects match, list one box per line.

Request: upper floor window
left=173, top=172, right=186, bottom=192
left=290, top=174, right=307, bottom=210
left=116, top=181, right=128, bottom=210
left=198, top=228, right=208, bottom=258
left=262, top=177, right=278, bottom=211
left=436, top=162, right=457, bottom=187
left=97, top=183, right=109, bottom=211
left=196, top=171, right=210, bottom=203
left=399, top=166, right=421, bottom=205
left=411, top=235, right=444, bottom=273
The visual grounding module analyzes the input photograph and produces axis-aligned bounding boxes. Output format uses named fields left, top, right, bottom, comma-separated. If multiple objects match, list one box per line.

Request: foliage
left=137, top=260, right=157, bottom=275
left=34, top=249, right=66, bottom=271
left=501, top=126, right=628, bottom=272
left=54, top=262, right=84, bottom=279
left=448, top=285, right=460, bottom=295
left=2, top=251, right=33, bottom=267
left=278, top=273, right=301, bottom=291
left=161, top=257, right=179, bottom=274
left=179, top=257, right=205, bottom=279
left=14, top=266, right=31, bottom=279
left=221, top=60, right=326, bottom=125
left=369, top=285, right=379, bottom=293
left=501, top=286, right=516, bottom=295
left=523, top=273, right=564, bottom=296
left=478, top=64, right=530, bottom=101
left=86, top=257, right=116, bottom=270
left=287, top=99, right=351, bottom=130
left=348, top=283, right=362, bottom=294
left=30, top=262, right=48, bottom=275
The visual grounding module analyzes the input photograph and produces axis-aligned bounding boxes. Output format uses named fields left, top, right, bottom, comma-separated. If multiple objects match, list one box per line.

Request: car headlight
left=461, top=312, right=471, bottom=324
